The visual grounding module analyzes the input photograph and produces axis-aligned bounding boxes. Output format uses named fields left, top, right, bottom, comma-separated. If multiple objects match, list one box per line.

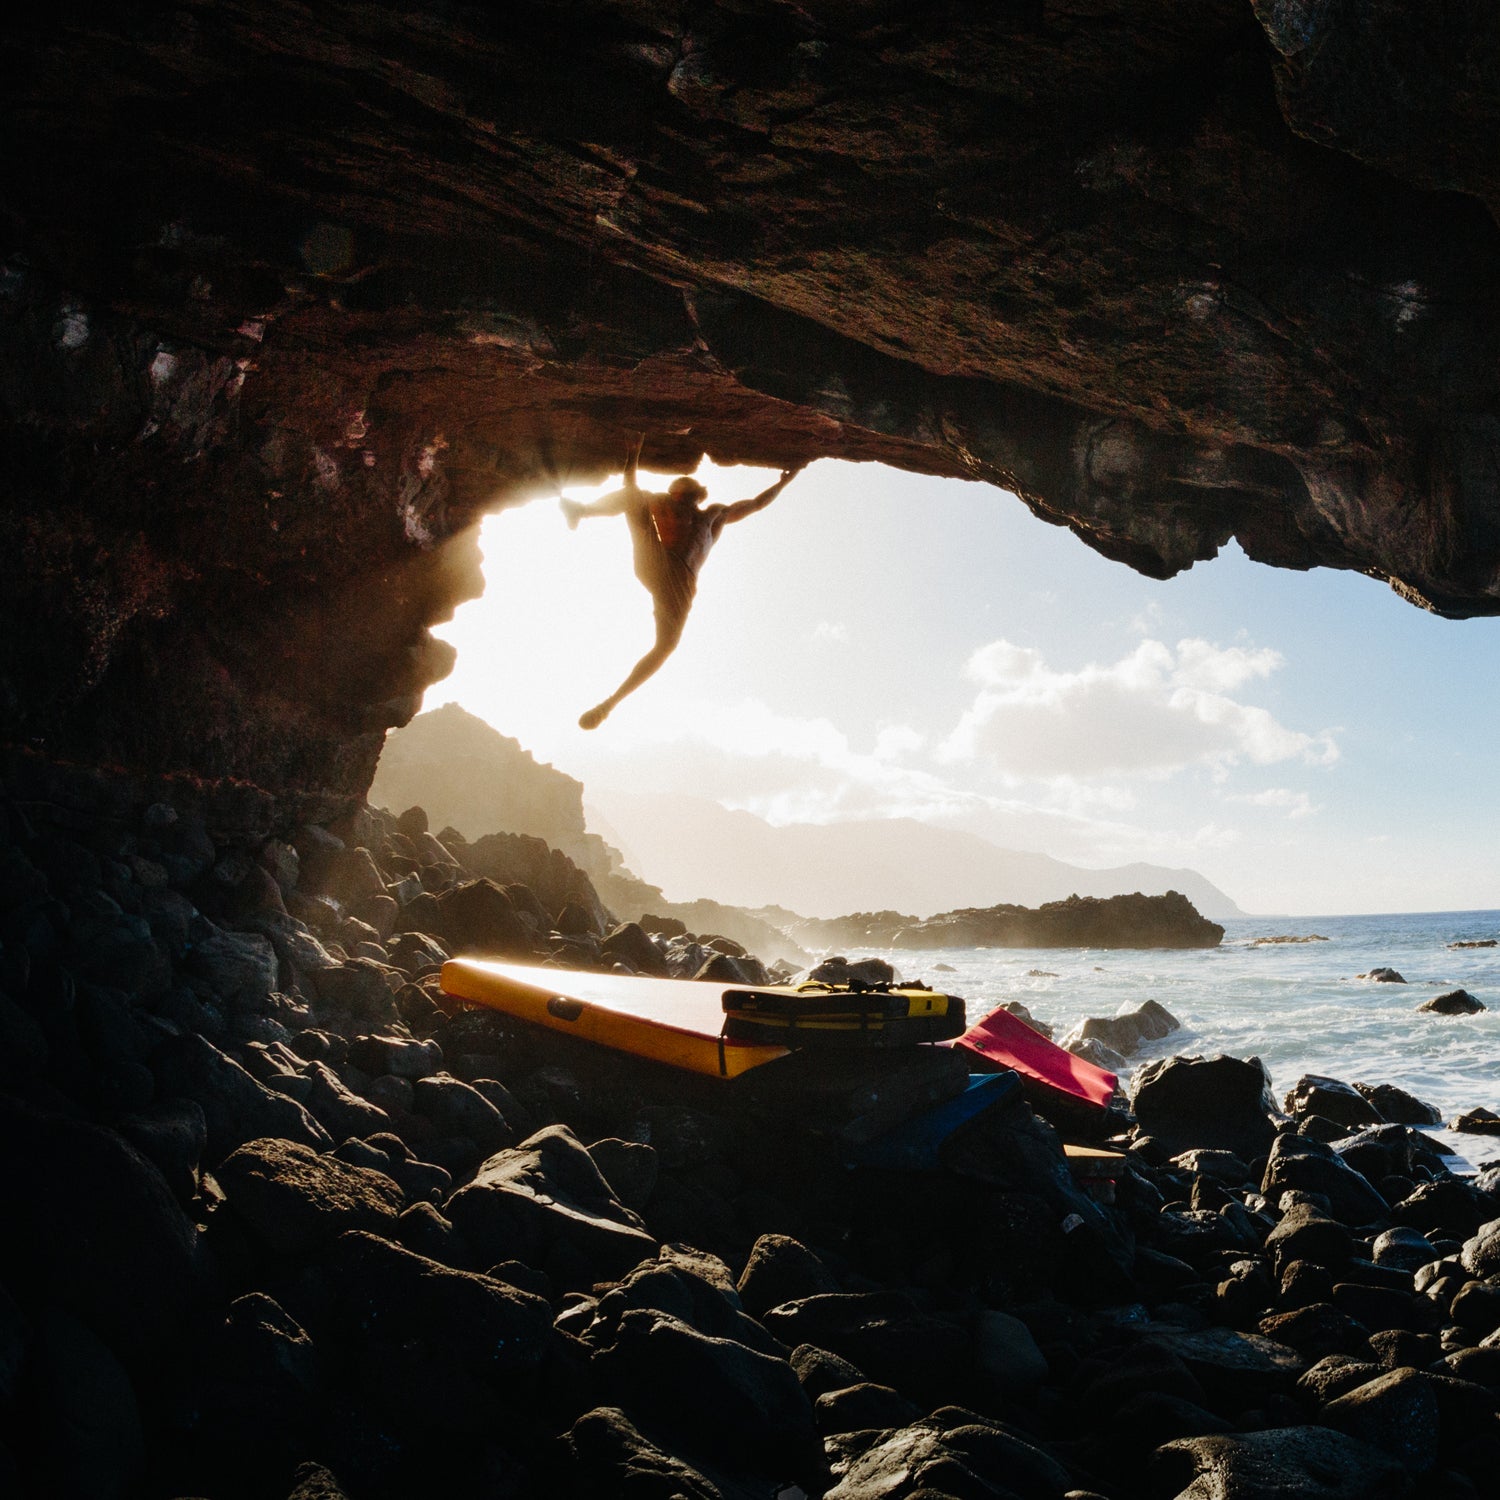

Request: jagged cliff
left=2, top=3, right=1498, bottom=805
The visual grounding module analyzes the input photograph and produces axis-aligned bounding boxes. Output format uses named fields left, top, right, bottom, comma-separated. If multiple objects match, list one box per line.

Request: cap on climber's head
left=667, top=476, right=708, bottom=502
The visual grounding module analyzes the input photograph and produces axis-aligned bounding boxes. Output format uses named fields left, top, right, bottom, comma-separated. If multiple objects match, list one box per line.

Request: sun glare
left=426, top=458, right=787, bottom=762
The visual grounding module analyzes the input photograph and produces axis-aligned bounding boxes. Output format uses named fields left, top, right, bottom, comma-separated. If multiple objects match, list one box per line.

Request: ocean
left=870, top=909, right=1500, bottom=1171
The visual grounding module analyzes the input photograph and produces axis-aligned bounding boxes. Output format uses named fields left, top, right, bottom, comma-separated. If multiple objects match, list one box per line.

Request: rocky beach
left=4, top=758, right=1498, bottom=1500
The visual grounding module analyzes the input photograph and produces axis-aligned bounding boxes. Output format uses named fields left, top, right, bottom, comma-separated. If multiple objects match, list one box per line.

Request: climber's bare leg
left=561, top=436, right=645, bottom=528
left=578, top=605, right=687, bottom=730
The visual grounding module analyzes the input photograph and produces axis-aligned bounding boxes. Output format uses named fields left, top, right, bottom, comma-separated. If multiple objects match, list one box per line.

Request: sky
left=422, top=457, right=1500, bottom=917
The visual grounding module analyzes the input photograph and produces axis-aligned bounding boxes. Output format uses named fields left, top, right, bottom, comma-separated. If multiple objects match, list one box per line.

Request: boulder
left=736, top=1233, right=841, bottom=1320
left=1370, top=1226, right=1440, bottom=1273
left=183, top=923, right=279, bottom=1008
left=1324, top=1367, right=1440, bottom=1472
left=1418, top=988, right=1486, bottom=1015
left=303, top=1061, right=392, bottom=1141
left=1394, top=1179, right=1497, bottom=1240
left=385, top=930, right=449, bottom=977
left=434, top=879, right=537, bottom=958
left=115, top=1099, right=208, bottom=1202
left=171, top=1293, right=321, bottom=1478
left=1068, top=1034, right=1130, bottom=1072
left=27, top=1307, right=143, bottom=1500
left=1265, top=1201, right=1354, bottom=1270
left=760, top=1291, right=970, bottom=1405
left=215, top=1138, right=402, bottom=1255
left=149, top=1032, right=331, bottom=1163
left=586, top=1247, right=786, bottom=1361
left=325, top=1230, right=553, bottom=1431
left=1066, top=1011, right=1146, bottom=1057
left=308, top=959, right=402, bottom=1031
left=445, top=1125, right=657, bottom=1290
left=973, top=1308, right=1049, bottom=1393
left=807, top=956, right=895, bottom=988
left=1150, top=1425, right=1408, bottom=1500
left=600, top=921, right=669, bottom=976
left=585, top=1137, right=659, bottom=1214
left=592, top=1308, right=817, bottom=1472
left=1258, top=1303, right=1373, bottom=1361
left=1284, top=1075, right=1384, bottom=1129
left=564, top=1406, right=721, bottom=1500
left=411, top=1074, right=514, bottom=1154
left=814, top=1381, right=922, bottom=1436
left=1261, top=1135, right=1389, bottom=1226
left=1296, top=1354, right=1384, bottom=1406
left=1453, top=1106, right=1500, bottom=1135
left=1142, top=1327, right=1305, bottom=1406
left=0, top=1099, right=201, bottom=1372
left=347, top=1033, right=443, bottom=1079
left=1460, top=1218, right=1500, bottom=1279
left=1358, top=967, right=1406, bottom=983
left=1130, top=1054, right=1279, bottom=1159
left=824, top=1415, right=1073, bottom=1500
left=790, top=1343, right=868, bottom=1401
left=1356, top=1082, right=1442, bottom=1125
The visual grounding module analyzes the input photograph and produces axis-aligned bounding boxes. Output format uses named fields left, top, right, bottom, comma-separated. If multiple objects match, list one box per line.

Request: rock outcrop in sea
left=4, top=764, right=1498, bottom=1498
left=793, top=892, right=1226, bottom=952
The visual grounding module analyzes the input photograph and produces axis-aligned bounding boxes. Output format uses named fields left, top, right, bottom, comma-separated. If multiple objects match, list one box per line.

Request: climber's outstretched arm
left=717, top=463, right=806, bottom=526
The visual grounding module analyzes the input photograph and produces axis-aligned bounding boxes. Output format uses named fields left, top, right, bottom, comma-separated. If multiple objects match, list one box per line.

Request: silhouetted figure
left=563, top=439, right=805, bottom=729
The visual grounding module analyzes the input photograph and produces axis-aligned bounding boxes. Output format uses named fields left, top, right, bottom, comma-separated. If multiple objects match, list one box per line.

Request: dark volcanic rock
left=1285, top=1075, right=1384, bottom=1129
left=445, top=1124, right=657, bottom=1290
left=0, top=1100, right=201, bottom=1372
left=1418, top=989, right=1487, bottom=1015
left=736, top=1233, right=842, bottom=1321
left=894, top=891, right=1223, bottom=950
left=761, top=1292, right=970, bottom=1406
left=1151, top=1425, right=1408, bottom=1500
left=1131, top=1054, right=1279, bottom=1159
left=824, top=1414, right=1074, bottom=1500
left=216, top=1137, right=402, bottom=1256
left=1354, top=1082, right=1443, bottom=1127
left=592, top=1309, right=817, bottom=1473
left=564, top=1406, right=721, bottom=1500
left=152, top=1032, right=332, bottom=1164
left=1324, top=1367, right=1441, bottom=1472
left=325, top=1230, right=553, bottom=1431
left=1261, top=1134, right=1389, bottom=1226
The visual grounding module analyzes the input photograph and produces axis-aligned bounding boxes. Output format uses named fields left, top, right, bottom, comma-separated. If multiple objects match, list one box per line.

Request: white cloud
left=812, top=620, right=849, bottom=643
left=1129, top=600, right=1165, bottom=635
left=940, top=636, right=1338, bottom=779
left=1231, top=788, right=1319, bottom=819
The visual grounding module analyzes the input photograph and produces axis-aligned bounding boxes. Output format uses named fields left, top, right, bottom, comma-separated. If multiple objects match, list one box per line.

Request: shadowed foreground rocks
left=2, top=767, right=1499, bottom=1499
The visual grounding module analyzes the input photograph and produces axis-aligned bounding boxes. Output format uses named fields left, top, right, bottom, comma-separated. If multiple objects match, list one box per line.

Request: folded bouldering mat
left=721, top=983, right=965, bottom=1047
left=952, top=1006, right=1118, bottom=1114
left=846, top=1070, right=1023, bottom=1170
left=439, top=958, right=790, bottom=1079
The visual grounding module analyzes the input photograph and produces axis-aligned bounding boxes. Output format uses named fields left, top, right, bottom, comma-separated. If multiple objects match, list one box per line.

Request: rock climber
left=562, top=437, right=805, bottom=729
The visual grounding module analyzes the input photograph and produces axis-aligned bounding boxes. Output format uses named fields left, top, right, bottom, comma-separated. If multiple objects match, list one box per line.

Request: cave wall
left=2, top=2, right=1498, bottom=805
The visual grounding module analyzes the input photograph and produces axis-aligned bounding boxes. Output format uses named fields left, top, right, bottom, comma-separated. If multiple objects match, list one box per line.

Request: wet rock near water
left=5, top=779, right=1500, bottom=1499
left=1419, top=989, right=1488, bottom=1016
left=1062, top=999, right=1181, bottom=1064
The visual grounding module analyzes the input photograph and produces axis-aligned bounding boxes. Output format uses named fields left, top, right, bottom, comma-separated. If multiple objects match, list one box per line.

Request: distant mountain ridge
left=584, top=790, right=1245, bottom=919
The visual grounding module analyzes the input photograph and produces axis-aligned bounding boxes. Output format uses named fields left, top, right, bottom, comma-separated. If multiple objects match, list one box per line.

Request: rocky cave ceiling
left=2, top=2, right=1498, bottom=809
